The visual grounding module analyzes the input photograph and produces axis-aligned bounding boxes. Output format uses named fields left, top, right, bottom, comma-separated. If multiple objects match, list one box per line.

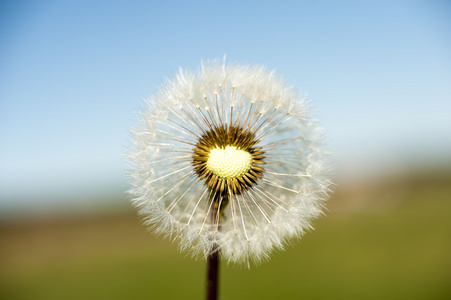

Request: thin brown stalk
left=206, top=245, right=219, bottom=300
left=206, top=191, right=227, bottom=300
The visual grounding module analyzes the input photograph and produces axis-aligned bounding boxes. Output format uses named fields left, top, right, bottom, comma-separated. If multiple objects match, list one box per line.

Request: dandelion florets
left=206, top=146, right=252, bottom=179
left=128, top=60, right=331, bottom=264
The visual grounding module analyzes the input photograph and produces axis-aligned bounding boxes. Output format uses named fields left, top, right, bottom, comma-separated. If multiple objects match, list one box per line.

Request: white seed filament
left=206, top=146, right=252, bottom=179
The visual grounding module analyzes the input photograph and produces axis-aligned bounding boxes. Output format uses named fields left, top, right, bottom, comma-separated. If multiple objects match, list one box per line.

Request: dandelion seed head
left=128, top=59, right=331, bottom=264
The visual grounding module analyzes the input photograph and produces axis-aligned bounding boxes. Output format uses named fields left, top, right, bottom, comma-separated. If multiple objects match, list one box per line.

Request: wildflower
left=128, top=60, right=330, bottom=264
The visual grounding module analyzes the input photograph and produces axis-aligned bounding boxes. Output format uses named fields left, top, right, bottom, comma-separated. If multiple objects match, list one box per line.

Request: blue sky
left=1, top=0, right=450, bottom=211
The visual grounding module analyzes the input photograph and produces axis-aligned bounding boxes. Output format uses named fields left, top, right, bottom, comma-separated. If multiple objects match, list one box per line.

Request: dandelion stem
left=206, top=191, right=227, bottom=300
left=206, top=246, right=219, bottom=300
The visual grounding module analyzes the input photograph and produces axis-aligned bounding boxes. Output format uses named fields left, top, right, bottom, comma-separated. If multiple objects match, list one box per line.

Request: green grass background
left=1, top=172, right=450, bottom=299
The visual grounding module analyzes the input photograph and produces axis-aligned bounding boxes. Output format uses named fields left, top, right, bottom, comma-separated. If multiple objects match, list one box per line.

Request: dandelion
left=128, top=60, right=331, bottom=299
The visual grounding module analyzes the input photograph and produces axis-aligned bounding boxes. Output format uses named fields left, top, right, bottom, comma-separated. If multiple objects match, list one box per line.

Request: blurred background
left=1, top=0, right=450, bottom=299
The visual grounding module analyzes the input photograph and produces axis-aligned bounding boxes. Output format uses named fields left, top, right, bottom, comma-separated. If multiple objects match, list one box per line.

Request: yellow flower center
left=206, top=146, right=253, bottom=179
